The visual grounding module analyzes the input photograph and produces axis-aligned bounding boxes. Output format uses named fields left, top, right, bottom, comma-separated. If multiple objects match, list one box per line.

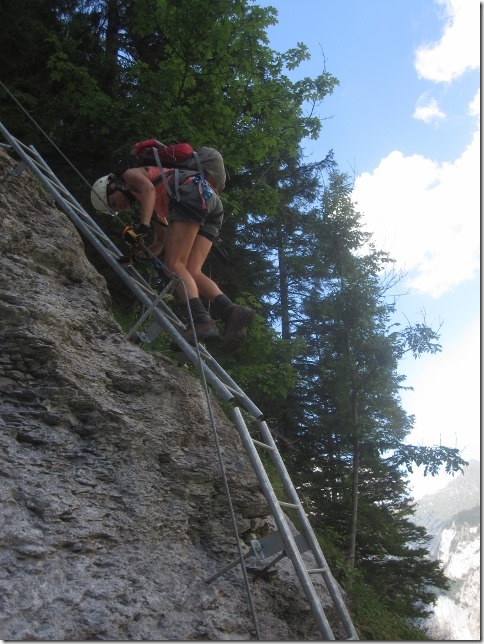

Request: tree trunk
left=105, top=0, right=120, bottom=63
left=348, top=392, right=359, bottom=568
left=277, top=226, right=290, bottom=340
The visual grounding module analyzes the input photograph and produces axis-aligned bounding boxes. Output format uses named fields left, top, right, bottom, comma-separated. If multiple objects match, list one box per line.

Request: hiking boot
left=182, top=319, right=220, bottom=346
left=222, top=305, right=255, bottom=353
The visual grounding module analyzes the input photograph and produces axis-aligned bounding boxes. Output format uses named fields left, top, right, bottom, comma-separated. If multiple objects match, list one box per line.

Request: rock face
left=415, top=462, right=480, bottom=640
left=0, top=148, right=342, bottom=640
left=430, top=507, right=480, bottom=640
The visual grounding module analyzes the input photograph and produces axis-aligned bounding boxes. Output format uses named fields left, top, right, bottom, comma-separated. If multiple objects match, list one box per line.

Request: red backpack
left=130, top=139, right=226, bottom=193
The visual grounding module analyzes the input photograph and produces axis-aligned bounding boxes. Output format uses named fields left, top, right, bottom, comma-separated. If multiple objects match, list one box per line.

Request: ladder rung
left=224, top=383, right=240, bottom=395
left=0, top=122, right=359, bottom=641
left=251, top=438, right=274, bottom=451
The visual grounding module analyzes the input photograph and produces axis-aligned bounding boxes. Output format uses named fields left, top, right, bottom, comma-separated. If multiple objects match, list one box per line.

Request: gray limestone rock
left=0, top=148, right=344, bottom=640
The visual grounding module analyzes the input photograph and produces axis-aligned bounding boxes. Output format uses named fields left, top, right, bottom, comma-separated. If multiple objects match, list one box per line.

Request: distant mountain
left=415, top=459, right=480, bottom=526
left=414, top=460, right=480, bottom=640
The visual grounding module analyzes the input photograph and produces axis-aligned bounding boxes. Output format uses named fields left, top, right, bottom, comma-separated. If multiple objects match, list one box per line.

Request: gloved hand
left=122, top=223, right=151, bottom=245
left=135, top=222, right=152, bottom=236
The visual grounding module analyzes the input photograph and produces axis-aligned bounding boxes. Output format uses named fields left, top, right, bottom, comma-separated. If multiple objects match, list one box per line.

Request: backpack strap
left=152, top=146, right=174, bottom=199
left=173, top=169, right=181, bottom=202
left=151, top=146, right=185, bottom=202
left=192, top=150, right=204, bottom=179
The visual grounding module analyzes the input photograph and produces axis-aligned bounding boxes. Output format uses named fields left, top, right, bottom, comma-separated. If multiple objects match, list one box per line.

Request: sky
left=257, top=0, right=480, bottom=499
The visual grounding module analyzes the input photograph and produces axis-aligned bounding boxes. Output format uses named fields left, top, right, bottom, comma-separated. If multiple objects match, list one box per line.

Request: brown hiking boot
left=222, top=305, right=255, bottom=353
left=182, top=320, right=220, bottom=346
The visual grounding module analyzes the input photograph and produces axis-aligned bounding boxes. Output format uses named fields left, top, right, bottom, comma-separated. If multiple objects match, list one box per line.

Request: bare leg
left=163, top=220, right=201, bottom=300
left=187, top=234, right=255, bottom=353
left=186, top=235, right=223, bottom=302
left=163, top=222, right=220, bottom=344
left=164, top=222, right=254, bottom=351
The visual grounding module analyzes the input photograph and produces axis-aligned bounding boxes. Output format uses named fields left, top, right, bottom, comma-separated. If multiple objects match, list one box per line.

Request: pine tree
left=283, top=169, right=466, bottom=614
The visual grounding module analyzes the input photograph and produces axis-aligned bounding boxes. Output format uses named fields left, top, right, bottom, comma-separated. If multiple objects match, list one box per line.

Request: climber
left=90, top=166, right=255, bottom=352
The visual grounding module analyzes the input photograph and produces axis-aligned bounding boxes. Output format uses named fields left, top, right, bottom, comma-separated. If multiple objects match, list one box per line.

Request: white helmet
left=91, top=174, right=115, bottom=214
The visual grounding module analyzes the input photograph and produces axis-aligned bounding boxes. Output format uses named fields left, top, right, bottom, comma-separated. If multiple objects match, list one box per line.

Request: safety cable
left=1, top=82, right=262, bottom=639
left=0, top=80, right=132, bottom=219
left=127, top=238, right=262, bottom=638
left=0, top=80, right=111, bottom=211
left=178, top=278, right=261, bottom=640
left=0, top=93, right=174, bottom=305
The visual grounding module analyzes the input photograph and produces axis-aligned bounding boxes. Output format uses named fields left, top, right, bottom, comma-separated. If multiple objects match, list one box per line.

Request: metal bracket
left=251, top=530, right=309, bottom=560
left=135, top=320, right=163, bottom=344
left=205, top=530, right=309, bottom=585
left=127, top=278, right=179, bottom=342
left=1, top=160, right=26, bottom=183
left=10, top=161, right=26, bottom=176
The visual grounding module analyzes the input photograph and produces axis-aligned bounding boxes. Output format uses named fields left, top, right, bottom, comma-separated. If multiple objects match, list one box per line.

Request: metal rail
left=0, top=121, right=358, bottom=640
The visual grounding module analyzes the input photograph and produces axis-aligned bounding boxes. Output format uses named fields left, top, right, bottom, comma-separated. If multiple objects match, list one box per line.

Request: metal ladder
left=0, top=122, right=358, bottom=641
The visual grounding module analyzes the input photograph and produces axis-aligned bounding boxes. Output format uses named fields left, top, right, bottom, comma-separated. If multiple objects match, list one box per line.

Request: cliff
left=414, top=461, right=480, bottom=640
left=0, top=147, right=342, bottom=640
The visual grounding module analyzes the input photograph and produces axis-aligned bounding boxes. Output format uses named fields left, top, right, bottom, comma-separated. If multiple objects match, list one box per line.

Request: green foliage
left=210, top=292, right=303, bottom=406
left=274, top=169, right=456, bottom=618
left=110, top=297, right=174, bottom=356
left=111, top=300, right=138, bottom=333
left=0, top=1, right=461, bottom=636
left=390, top=444, right=468, bottom=477
left=399, top=321, right=442, bottom=358
left=349, top=577, right=430, bottom=640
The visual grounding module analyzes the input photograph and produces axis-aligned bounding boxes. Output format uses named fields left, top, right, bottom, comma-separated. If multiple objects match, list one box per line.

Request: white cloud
left=403, top=318, right=480, bottom=498
left=352, top=112, right=480, bottom=298
left=413, top=97, right=446, bottom=124
left=414, top=0, right=480, bottom=83
left=468, top=87, right=480, bottom=116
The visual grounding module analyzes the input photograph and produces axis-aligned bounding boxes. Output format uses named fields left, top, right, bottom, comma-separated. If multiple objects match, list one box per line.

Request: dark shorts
left=169, top=180, right=224, bottom=241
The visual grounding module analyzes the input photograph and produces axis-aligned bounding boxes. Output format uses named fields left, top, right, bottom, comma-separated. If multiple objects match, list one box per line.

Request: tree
left=0, top=1, right=464, bottom=628
left=277, top=169, right=466, bottom=614
left=0, top=0, right=338, bottom=228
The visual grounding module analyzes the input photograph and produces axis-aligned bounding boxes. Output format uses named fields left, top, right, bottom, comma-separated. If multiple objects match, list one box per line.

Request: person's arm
left=122, top=168, right=156, bottom=227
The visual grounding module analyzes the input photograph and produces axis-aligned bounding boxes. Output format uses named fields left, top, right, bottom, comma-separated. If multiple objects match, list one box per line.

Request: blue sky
left=257, top=0, right=480, bottom=498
